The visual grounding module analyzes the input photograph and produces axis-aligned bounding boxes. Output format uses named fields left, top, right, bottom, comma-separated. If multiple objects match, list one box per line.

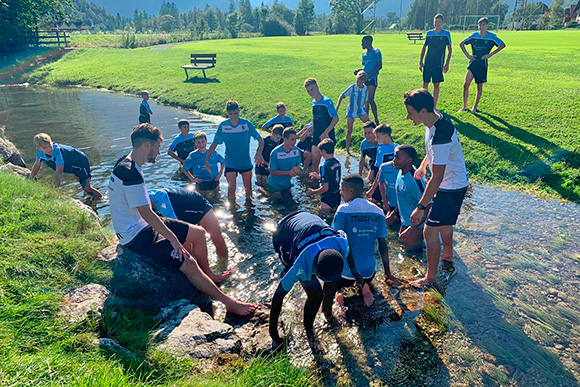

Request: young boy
left=205, top=100, right=264, bottom=201
left=266, top=127, right=301, bottom=199
left=358, top=121, right=379, bottom=182
left=261, top=102, right=293, bottom=132
left=458, top=17, right=506, bottom=113
left=182, top=131, right=225, bottom=194
left=419, top=14, right=452, bottom=110
left=139, top=90, right=153, bottom=124
left=308, top=139, right=341, bottom=213
left=168, top=119, right=196, bottom=164
left=361, top=35, right=382, bottom=124
left=336, top=70, right=370, bottom=154
left=391, top=145, right=428, bottom=252
left=331, top=174, right=395, bottom=307
left=255, top=124, right=284, bottom=187
left=297, top=121, right=314, bottom=172
left=365, top=124, right=398, bottom=207
left=30, top=133, right=102, bottom=198
left=404, top=89, right=469, bottom=288
left=377, top=160, right=400, bottom=225
left=304, top=78, right=339, bottom=173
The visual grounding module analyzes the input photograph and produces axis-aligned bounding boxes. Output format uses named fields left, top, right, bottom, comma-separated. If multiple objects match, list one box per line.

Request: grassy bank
left=0, top=171, right=315, bottom=386
left=29, top=31, right=580, bottom=201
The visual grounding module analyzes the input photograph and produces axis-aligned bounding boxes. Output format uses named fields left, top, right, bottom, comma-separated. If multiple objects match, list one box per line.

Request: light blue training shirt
left=182, top=149, right=225, bottom=181
left=396, top=168, right=426, bottom=228
left=378, top=161, right=398, bottom=208
left=213, top=118, right=261, bottom=170
left=342, top=83, right=368, bottom=118
left=267, top=144, right=302, bottom=190
left=362, top=48, right=382, bottom=81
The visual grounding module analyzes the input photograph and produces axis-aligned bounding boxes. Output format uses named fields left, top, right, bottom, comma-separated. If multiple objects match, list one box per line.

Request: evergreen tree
left=295, top=0, right=315, bottom=35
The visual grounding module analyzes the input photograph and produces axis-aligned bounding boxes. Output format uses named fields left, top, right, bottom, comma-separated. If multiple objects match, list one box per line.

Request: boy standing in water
left=361, top=35, right=382, bottom=124
left=261, top=102, right=293, bottom=131
left=266, top=127, right=301, bottom=199
left=182, top=131, right=225, bottom=194
left=256, top=124, right=284, bottom=187
left=168, top=119, right=196, bottom=164
left=30, top=133, right=102, bottom=198
left=336, top=70, right=370, bottom=154
left=366, top=124, right=398, bottom=207
left=419, top=14, right=452, bottom=110
left=205, top=100, right=264, bottom=201
left=458, top=17, right=506, bottom=113
left=139, top=90, right=153, bottom=124
left=308, top=139, right=341, bottom=214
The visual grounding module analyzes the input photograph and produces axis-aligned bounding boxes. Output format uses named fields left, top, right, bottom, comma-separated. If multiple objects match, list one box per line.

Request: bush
left=262, top=16, right=294, bottom=36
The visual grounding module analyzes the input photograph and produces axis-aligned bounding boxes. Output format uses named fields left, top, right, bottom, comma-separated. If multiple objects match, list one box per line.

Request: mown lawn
left=29, top=31, right=580, bottom=200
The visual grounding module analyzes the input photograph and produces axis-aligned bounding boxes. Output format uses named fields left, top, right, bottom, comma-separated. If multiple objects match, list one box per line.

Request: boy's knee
left=179, top=254, right=200, bottom=273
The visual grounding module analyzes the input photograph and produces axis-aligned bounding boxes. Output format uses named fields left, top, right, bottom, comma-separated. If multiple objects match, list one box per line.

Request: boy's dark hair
left=316, top=249, right=344, bottom=283
left=374, top=123, right=393, bottom=136
left=362, top=35, right=373, bottom=44
left=434, top=13, right=443, bottom=20
left=403, top=89, right=435, bottom=113
left=271, top=124, right=284, bottom=137
left=276, top=102, right=286, bottom=110
left=178, top=119, right=190, bottom=128
left=343, top=174, right=365, bottom=197
left=131, top=123, right=163, bottom=147
left=304, top=78, right=317, bottom=88
left=226, top=100, right=239, bottom=111
left=478, top=17, right=489, bottom=24
left=363, top=121, right=377, bottom=130
left=353, top=68, right=363, bottom=76
left=283, top=127, right=297, bottom=138
left=193, top=131, right=207, bottom=141
left=318, top=138, right=335, bottom=154
left=396, top=144, right=417, bottom=160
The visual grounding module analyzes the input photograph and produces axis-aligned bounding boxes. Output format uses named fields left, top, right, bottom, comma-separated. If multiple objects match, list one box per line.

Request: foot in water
left=409, top=277, right=436, bottom=289
left=210, top=270, right=231, bottom=283
left=361, top=284, right=375, bottom=307
left=226, top=300, right=256, bottom=316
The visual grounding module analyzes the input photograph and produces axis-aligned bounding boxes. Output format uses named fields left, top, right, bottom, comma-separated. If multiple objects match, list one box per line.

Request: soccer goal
left=459, top=15, right=502, bottom=32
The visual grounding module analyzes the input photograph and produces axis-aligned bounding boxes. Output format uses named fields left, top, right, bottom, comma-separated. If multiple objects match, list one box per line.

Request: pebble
left=498, top=365, right=511, bottom=375
left=555, top=344, right=564, bottom=350
left=482, top=353, right=497, bottom=363
left=547, top=288, right=558, bottom=295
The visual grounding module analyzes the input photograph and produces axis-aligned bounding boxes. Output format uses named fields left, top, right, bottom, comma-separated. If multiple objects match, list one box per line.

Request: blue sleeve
left=247, top=120, right=260, bottom=140
left=182, top=154, right=194, bottom=172
left=269, top=149, right=279, bottom=171
left=462, top=33, right=476, bottom=45
left=35, top=149, right=44, bottom=162
left=149, top=190, right=178, bottom=220
left=280, top=257, right=305, bottom=292
left=325, top=98, right=338, bottom=118
left=378, top=168, right=385, bottom=183
left=53, top=146, right=64, bottom=165
left=492, top=34, right=504, bottom=46
left=446, top=30, right=452, bottom=45
left=168, top=136, right=180, bottom=151
left=375, top=49, right=382, bottom=62
left=286, top=116, right=293, bottom=124
left=320, top=163, right=328, bottom=184
left=213, top=124, right=224, bottom=144
left=342, top=85, right=353, bottom=97
left=377, top=213, right=388, bottom=238
left=264, top=116, right=278, bottom=128
left=332, top=209, right=346, bottom=231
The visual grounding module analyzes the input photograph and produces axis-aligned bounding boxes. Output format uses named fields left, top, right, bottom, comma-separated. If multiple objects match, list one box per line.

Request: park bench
left=182, top=53, right=216, bottom=79
left=406, top=32, right=424, bottom=44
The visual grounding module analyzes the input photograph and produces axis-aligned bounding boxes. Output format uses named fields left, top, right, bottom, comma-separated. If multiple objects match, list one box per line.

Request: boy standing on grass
left=256, top=124, right=284, bottom=187
left=182, top=131, right=225, bottom=194
left=308, top=139, right=341, bottom=214
left=139, top=90, right=153, bottom=124
left=404, top=89, right=469, bottom=288
left=30, top=133, right=102, bottom=199
left=304, top=78, right=339, bottom=174
left=168, top=119, right=196, bottom=164
left=261, top=102, right=293, bottom=132
left=205, top=100, right=264, bottom=201
left=336, top=70, right=371, bottom=155
left=265, top=127, right=302, bottom=199
left=458, top=17, right=506, bottom=113
left=361, top=35, right=382, bottom=124
left=419, top=14, right=452, bottom=110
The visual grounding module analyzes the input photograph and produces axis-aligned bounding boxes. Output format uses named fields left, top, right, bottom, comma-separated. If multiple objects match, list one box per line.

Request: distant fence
left=25, top=29, right=71, bottom=47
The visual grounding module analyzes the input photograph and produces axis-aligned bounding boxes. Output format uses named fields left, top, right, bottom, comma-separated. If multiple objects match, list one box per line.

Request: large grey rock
left=0, top=163, right=31, bottom=177
left=225, top=305, right=273, bottom=357
left=71, top=198, right=99, bottom=222
left=154, top=302, right=241, bottom=359
left=0, top=127, right=26, bottom=168
left=97, top=244, right=210, bottom=307
left=98, top=338, right=138, bottom=360
left=60, top=283, right=110, bottom=324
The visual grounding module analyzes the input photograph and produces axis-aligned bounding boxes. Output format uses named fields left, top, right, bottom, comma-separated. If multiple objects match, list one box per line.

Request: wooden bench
left=182, top=54, right=216, bottom=79
left=407, top=32, right=424, bottom=44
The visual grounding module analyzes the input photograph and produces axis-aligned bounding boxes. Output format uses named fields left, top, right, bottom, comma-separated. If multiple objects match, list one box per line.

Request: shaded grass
left=28, top=31, right=580, bottom=201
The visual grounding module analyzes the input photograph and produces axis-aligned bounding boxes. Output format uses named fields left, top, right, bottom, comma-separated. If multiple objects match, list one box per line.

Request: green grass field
left=30, top=31, right=580, bottom=200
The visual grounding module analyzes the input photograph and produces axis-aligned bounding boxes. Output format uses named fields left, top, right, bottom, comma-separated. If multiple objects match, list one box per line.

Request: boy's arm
left=29, top=161, right=42, bottom=179
left=205, top=142, right=218, bottom=173
left=481, top=43, right=506, bottom=60
left=358, top=157, right=366, bottom=176
left=366, top=61, right=382, bottom=79
left=254, top=137, right=265, bottom=166
left=459, top=41, right=474, bottom=61
left=415, top=156, right=429, bottom=179
left=379, top=181, right=389, bottom=210
left=168, top=149, right=185, bottom=164
left=308, top=182, right=329, bottom=196
left=54, top=163, right=64, bottom=187
left=269, top=283, right=289, bottom=345
left=321, top=115, right=339, bottom=140
left=365, top=171, right=380, bottom=197
left=411, top=164, right=445, bottom=225
left=180, top=167, right=199, bottom=183
left=444, top=44, right=452, bottom=73
left=335, top=94, right=344, bottom=111
left=378, top=238, right=394, bottom=280
left=216, top=162, right=225, bottom=180
left=419, top=45, right=426, bottom=72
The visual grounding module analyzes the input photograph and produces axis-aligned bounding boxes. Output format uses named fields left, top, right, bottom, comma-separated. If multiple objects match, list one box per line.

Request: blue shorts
left=346, top=109, right=368, bottom=120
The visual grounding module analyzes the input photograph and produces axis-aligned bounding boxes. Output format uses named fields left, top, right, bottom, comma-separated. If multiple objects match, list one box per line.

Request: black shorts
left=298, top=137, right=312, bottom=152
left=426, top=187, right=468, bottom=227
left=171, top=191, right=213, bottom=225
left=225, top=166, right=253, bottom=175
left=124, top=218, right=190, bottom=270
left=423, top=65, right=444, bottom=84
left=138, top=114, right=151, bottom=124
left=312, top=131, right=336, bottom=147
left=255, top=165, right=270, bottom=176
left=372, top=186, right=382, bottom=203
left=321, top=192, right=341, bottom=209
left=338, top=273, right=375, bottom=288
left=468, top=64, right=488, bottom=84
left=70, top=155, right=92, bottom=183
left=364, top=78, right=378, bottom=87
left=196, top=179, right=219, bottom=191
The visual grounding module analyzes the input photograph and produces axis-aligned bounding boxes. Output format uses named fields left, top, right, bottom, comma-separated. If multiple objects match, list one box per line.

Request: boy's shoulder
left=112, top=156, right=144, bottom=185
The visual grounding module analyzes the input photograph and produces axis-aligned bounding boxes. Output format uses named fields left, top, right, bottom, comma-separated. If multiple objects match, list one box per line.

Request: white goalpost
left=460, top=15, right=502, bottom=32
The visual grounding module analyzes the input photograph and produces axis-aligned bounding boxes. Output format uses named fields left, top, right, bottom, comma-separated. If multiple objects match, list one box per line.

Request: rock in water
left=0, top=127, right=27, bottom=168
left=60, top=283, right=110, bottom=324
left=154, top=302, right=241, bottom=359
left=225, top=304, right=274, bottom=357
left=0, top=163, right=31, bottom=177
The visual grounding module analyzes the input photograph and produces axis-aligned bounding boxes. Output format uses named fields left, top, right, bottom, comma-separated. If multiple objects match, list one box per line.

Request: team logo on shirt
left=223, top=124, right=250, bottom=133
left=277, top=149, right=300, bottom=160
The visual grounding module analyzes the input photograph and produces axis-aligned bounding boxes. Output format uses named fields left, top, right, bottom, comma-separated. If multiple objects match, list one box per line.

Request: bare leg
left=311, top=145, right=322, bottom=173
left=458, top=70, right=473, bottom=113
left=367, top=85, right=379, bottom=124
left=471, top=83, right=483, bottom=113
left=225, top=171, right=237, bottom=201
left=302, top=278, right=324, bottom=333
left=302, top=151, right=312, bottom=171
left=346, top=117, right=354, bottom=154
left=410, top=225, right=440, bottom=287
left=433, top=82, right=440, bottom=109
left=361, top=283, right=374, bottom=307
left=241, top=170, right=253, bottom=200
left=256, top=174, right=268, bottom=187
left=81, top=178, right=102, bottom=199
left=422, top=82, right=429, bottom=90
left=440, top=225, right=454, bottom=262
left=183, top=225, right=230, bottom=282
left=179, top=256, right=255, bottom=316
left=399, top=226, right=425, bottom=253
left=199, top=211, right=228, bottom=258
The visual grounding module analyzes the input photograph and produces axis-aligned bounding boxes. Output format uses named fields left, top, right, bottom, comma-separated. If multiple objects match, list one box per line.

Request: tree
left=226, top=10, right=241, bottom=38
left=328, top=0, right=380, bottom=34
left=271, top=2, right=295, bottom=25
left=385, top=11, right=399, bottom=27
left=294, top=0, right=315, bottom=35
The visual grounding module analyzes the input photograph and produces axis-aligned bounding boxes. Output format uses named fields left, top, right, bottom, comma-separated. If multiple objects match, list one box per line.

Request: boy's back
left=321, top=157, right=341, bottom=207
left=375, top=143, right=399, bottom=169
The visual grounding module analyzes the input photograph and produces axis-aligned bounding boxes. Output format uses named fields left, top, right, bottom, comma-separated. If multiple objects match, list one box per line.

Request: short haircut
left=343, top=174, right=364, bottom=197
left=131, top=123, right=163, bottom=147
left=403, top=88, right=435, bottom=113
left=33, top=133, right=52, bottom=147
left=434, top=13, right=443, bottom=20
left=193, top=131, right=207, bottom=141
left=304, top=78, right=317, bottom=88
left=374, top=123, right=392, bottom=136
left=283, top=127, right=297, bottom=138
left=363, top=121, right=377, bottom=130
left=318, top=138, right=335, bottom=154
left=478, top=17, right=489, bottom=24
left=276, top=102, right=286, bottom=110
left=396, top=144, right=417, bottom=160
left=178, top=119, right=190, bottom=128
left=362, top=35, right=373, bottom=44
left=316, top=249, right=344, bottom=283
left=356, top=71, right=368, bottom=82
left=226, top=100, right=239, bottom=111
left=140, top=90, right=149, bottom=97
left=271, top=124, right=284, bottom=136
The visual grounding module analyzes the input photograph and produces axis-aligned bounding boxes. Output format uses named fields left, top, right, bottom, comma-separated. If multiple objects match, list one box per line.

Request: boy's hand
left=419, top=62, right=423, bottom=72
left=410, top=208, right=424, bottom=226
left=443, top=63, right=449, bottom=73
left=480, top=54, right=491, bottom=60
left=365, top=189, right=373, bottom=198
left=289, top=166, right=299, bottom=177
left=467, top=54, right=476, bottom=61
left=192, top=177, right=202, bottom=183
left=399, top=226, right=411, bottom=243
left=309, top=172, right=321, bottom=180
left=170, top=240, right=190, bottom=263
left=255, top=154, right=265, bottom=167
left=414, top=167, right=426, bottom=180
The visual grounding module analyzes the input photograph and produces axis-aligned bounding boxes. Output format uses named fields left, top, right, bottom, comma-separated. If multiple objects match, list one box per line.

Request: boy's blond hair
left=33, top=133, right=52, bottom=148
left=193, top=131, right=207, bottom=141
left=356, top=71, right=368, bottom=82
left=271, top=124, right=284, bottom=137
left=304, top=78, right=317, bottom=88
left=276, top=102, right=286, bottom=110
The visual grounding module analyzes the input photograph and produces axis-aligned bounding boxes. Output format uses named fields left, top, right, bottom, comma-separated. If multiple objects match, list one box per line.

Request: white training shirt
left=342, top=83, right=368, bottom=118
left=425, top=114, right=469, bottom=190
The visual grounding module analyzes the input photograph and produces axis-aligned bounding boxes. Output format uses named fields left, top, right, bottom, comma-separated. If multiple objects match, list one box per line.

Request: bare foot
left=457, top=107, right=469, bottom=113
left=226, top=300, right=256, bottom=316
left=361, top=284, right=374, bottom=307
left=335, top=293, right=345, bottom=307
left=441, top=256, right=455, bottom=263
left=409, top=277, right=435, bottom=289
left=210, top=270, right=231, bottom=283
left=470, top=108, right=480, bottom=114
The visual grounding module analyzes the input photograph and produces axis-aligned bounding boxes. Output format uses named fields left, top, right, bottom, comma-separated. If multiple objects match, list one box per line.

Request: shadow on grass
left=184, top=76, right=221, bottom=84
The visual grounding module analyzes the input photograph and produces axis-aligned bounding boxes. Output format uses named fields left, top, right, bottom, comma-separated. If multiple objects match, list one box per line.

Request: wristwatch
left=417, top=203, right=428, bottom=210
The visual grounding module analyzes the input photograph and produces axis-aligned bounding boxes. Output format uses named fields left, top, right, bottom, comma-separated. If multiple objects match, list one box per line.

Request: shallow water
left=2, top=87, right=580, bottom=386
